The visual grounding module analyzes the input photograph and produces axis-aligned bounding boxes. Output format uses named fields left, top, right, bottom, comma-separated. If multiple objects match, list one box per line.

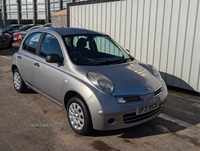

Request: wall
left=0, top=12, right=11, bottom=28
left=68, top=0, right=200, bottom=93
left=51, top=9, right=67, bottom=27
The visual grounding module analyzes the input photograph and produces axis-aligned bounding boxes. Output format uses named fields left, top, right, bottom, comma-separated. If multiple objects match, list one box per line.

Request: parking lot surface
left=0, top=44, right=200, bottom=151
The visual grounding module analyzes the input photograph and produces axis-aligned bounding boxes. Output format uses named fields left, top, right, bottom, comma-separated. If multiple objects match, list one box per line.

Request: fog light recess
left=108, top=118, right=115, bottom=125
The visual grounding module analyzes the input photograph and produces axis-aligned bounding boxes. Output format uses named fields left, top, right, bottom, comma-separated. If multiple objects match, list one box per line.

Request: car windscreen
left=63, top=34, right=131, bottom=66
left=19, top=25, right=30, bottom=31
left=27, top=26, right=39, bottom=32
left=42, top=23, right=51, bottom=27
left=3, top=26, right=12, bottom=31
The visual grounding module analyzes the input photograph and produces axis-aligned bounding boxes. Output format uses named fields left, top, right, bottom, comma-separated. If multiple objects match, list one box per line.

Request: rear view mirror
left=46, top=54, right=63, bottom=64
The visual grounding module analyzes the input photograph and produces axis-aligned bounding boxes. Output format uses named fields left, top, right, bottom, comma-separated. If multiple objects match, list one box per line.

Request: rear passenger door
left=33, top=33, right=65, bottom=104
left=17, top=32, right=42, bottom=85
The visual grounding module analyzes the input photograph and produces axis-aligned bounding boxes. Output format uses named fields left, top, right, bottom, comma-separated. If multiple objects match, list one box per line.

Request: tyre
left=13, top=68, right=27, bottom=93
left=7, top=39, right=12, bottom=48
left=67, top=96, right=92, bottom=135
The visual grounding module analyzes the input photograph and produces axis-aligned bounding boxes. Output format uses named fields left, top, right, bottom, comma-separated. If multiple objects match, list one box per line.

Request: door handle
left=17, top=56, right=22, bottom=59
left=34, top=62, right=40, bottom=67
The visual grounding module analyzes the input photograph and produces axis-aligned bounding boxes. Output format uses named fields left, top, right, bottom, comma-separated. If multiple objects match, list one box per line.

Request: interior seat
left=76, top=38, right=92, bottom=58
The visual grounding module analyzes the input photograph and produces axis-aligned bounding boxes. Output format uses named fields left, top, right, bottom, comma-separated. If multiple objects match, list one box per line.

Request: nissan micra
left=12, top=28, right=168, bottom=135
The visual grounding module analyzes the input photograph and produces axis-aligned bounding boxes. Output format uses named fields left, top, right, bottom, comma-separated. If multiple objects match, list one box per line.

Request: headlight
left=87, top=72, right=114, bottom=93
left=19, top=35, right=21, bottom=37
left=146, top=64, right=162, bottom=80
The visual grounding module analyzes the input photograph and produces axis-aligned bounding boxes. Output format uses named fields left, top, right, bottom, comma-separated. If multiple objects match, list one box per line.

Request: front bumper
left=13, top=36, right=22, bottom=43
left=86, top=80, right=168, bottom=131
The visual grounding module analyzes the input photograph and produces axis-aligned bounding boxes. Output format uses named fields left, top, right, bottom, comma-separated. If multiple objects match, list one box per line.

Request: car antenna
left=69, top=13, right=83, bottom=28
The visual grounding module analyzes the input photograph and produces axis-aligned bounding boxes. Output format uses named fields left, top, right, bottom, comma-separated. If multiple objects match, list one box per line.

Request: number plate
left=136, top=101, right=159, bottom=115
left=14, top=38, right=18, bottom=41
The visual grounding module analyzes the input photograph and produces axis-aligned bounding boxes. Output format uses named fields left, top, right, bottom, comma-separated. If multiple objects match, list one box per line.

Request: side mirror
left=46, top=54, right=63, bottom=64
left=129, top=54, right=134, bottom=60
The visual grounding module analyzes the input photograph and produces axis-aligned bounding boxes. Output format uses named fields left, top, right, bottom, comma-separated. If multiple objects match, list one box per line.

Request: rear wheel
left=13, top=68, right=27, bottom=93
left=67, top=96, right=92, bottom=135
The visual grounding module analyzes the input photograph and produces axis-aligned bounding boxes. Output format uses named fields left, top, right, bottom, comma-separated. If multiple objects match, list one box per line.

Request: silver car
left=12, top=28, right=168, bottom=135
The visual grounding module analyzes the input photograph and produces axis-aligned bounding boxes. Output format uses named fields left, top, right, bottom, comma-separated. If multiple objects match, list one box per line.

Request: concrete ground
left=0, top=44, right=200, bottom=151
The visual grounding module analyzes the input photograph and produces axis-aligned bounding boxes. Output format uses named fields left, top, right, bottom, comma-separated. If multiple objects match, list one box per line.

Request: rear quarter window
left=22, top=32, right=41, bottom=54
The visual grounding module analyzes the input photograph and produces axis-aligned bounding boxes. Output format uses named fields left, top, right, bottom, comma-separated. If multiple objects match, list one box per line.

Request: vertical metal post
left=2, top=0, right=6, bottom=27
left=67, top=2, right=70, bottom=27
left=33, top=0, right=36, bottom=24
left=17, top=0, right=21, bottom=24
left=45, top=0, right=50, bottom=23
left=59, top=0, right=63, bottom=11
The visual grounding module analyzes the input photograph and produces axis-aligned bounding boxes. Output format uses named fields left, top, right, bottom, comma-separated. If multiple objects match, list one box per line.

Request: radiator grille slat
left=154, top=87, right=162, bottom=97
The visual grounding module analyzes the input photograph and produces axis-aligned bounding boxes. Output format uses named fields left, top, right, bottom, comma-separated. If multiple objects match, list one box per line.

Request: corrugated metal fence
left=67, top=0, right=200, bottom=93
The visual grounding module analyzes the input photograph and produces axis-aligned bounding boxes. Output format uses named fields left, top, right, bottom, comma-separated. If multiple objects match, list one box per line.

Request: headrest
left=77, top=38, right=87, bottom=48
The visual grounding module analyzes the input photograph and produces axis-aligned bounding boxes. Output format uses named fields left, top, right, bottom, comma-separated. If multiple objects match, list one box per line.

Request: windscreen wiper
left=86, top=58, right=133, bottom=66
left=111, top=58, right=133, bottom=64
left=86, top=60, right=112, bottom=66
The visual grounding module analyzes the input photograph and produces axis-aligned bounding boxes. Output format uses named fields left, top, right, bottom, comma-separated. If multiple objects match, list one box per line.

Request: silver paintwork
left=12, top=28, right=168, bottom=131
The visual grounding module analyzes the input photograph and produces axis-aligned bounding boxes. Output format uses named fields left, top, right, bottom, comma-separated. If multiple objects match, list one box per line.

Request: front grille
left=154, top=87, right=162, bottom=97
left=124, top=96, right=142, bottom=102
left=123, top=104, right=163, bottom=124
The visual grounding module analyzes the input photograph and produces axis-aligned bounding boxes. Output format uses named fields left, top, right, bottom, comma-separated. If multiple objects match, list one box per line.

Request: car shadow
left=88, top=114, right=186, bottom=138
left=26, top=88, right=37, bottom=94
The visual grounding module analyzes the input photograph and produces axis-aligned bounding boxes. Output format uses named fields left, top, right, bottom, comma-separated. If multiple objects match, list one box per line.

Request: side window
left=27, top=33, right=41, bottom=53
left=12, top=26, right=19, bottom=31
left=22, top=35, right=31, bottom=50
left=39, top=33, right=63, bottom=58
left=15, top=26, right=19, bottom=30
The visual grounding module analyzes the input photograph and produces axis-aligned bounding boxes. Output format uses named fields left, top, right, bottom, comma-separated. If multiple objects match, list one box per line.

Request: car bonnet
left=79, top=61, right=162, bottom=96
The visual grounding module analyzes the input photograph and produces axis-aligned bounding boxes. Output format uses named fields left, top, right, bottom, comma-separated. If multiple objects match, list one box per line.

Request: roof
left=38, top=27, right=106, bottom=36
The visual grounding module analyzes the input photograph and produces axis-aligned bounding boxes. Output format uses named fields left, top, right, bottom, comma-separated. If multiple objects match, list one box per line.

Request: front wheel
left=67, top=96, right=92, bottom=135
left=13, top=68, right=27, bottom=93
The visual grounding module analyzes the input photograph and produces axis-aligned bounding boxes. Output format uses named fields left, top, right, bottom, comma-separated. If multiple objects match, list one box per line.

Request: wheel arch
left=12, top=64, right=18, bottom=74
left=64, top=90, right=93, bottom=128
left=64, top=91, right=86, bottom=110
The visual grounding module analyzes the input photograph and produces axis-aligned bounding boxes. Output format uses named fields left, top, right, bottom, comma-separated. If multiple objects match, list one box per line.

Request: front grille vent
left=154, top=87, right=162, bottom=97
left=123, top=104, right=163, bottom=124
left=124, top=96, right=142, bottom=102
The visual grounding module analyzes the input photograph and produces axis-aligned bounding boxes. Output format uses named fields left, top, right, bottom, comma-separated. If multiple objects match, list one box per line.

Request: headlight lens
left=146, top=64, right=162, bottom=80
left=87, top=72, right=114, bottom=93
